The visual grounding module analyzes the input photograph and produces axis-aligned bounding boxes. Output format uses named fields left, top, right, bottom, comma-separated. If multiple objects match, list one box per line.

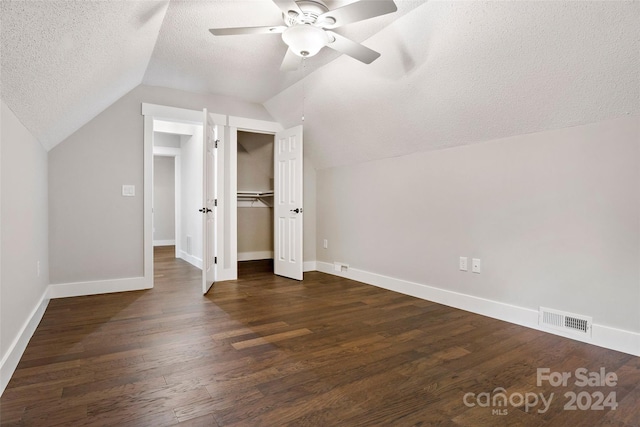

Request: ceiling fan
left=209, top=0, right=397, bottom=71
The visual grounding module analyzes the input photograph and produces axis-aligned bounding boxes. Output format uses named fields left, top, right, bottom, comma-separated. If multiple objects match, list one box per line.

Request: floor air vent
left=539, top=307, right=592, bottom=338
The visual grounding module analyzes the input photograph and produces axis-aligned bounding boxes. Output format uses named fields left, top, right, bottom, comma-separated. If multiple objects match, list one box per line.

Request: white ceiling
left=2, top=1, right=638, bottom=168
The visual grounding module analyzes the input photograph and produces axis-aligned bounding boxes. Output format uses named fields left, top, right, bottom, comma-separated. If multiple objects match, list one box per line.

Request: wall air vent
left=539, top=307, right=592, bottom=338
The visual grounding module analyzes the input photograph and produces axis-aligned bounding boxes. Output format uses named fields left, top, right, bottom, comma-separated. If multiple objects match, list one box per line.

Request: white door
left=274, top=125, right=304, bottom=280
left=202, top=109, right=219, bottom=294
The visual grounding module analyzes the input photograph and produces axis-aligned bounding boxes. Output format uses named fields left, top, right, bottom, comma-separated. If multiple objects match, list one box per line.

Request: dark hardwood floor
left=1, top=246, right=638, bottom=426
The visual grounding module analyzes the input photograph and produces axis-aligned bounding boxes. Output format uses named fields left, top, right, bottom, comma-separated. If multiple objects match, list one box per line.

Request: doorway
left=143, top=103, right=303, bottom=288
left=237, top=131, right=275, bottom=277
left=229, top=122, right=304, bottom=281
left=152, top=122, right=203, bottom=273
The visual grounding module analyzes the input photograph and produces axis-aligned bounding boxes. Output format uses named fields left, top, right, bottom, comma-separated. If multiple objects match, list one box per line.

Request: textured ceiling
left=1, top=0, right=170, bottom=150
left=1, top=1, right=638, bottom=169
left=142, top=0, right=425, bottom=103
left=265, top=1, right=640, bottom=169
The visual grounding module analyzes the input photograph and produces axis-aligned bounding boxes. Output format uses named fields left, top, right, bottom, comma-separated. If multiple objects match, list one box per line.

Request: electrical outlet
left=459, top=257, right=468, bottom=271
left=472, top=258, right=481, bottom=273
left=323, top=239, right=328, bottom=249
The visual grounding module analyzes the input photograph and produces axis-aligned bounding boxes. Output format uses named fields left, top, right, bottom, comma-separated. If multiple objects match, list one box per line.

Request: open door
left=202, top=109, right=219, bottom=294
left=274, top=125, right=304, bottom=280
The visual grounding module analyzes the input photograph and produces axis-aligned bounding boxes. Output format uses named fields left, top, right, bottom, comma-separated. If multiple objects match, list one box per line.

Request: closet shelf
left=237, top=190, right=274, bottom=207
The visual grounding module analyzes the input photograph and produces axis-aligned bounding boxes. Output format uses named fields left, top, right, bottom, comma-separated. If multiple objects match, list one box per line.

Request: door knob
left=199, top=208, right=212, bottom=213
left=290, top=208, right=303, bottom=213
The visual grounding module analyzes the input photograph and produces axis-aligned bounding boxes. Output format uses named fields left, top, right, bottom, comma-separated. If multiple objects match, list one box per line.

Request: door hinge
left=214, top=257, right=217, bottom=264
left=214, top=199, right=218, bottom=207
left=215, top=139, right=219, bottom=148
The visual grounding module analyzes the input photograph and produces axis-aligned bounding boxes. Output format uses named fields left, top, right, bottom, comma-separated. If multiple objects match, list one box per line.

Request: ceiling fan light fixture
left=282, top=24, right=329, bottom=57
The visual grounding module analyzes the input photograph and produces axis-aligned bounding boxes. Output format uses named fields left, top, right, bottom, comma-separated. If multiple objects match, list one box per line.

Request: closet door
left=274, top=125, right=304, bottom=280
left=202, top=109, right=220, bottom=294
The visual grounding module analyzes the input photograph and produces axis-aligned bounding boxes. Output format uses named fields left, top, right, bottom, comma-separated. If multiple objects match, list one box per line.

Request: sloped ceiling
left=265, top=1, right=640, bottom=169
left=0, top=0, right=170, bottom=150
left=2, top=1, right=638, bottom=169
left=143, top=0, right=424, bottom=103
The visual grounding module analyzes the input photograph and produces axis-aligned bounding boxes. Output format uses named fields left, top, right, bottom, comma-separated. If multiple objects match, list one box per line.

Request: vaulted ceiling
left=2, top=1, right=638, bottom=169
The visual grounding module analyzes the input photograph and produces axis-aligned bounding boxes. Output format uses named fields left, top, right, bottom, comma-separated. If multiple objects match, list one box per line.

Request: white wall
left=48, top=84, right=273, bottom=285
left=179, top=133, right=203, bottom=266
left=153, top=156, right=175, bottom=244
left=316, top=116, right=639, bottom=336
left=0, top=100, right=49, bottom=392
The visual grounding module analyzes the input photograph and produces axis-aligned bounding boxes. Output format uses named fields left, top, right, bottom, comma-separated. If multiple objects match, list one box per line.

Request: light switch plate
left=459, top=257, right=468, bottom=271
left=122, top=185, right=135, bottom=197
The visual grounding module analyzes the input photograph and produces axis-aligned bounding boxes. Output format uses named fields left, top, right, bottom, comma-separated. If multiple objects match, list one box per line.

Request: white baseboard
left=1, top=291, right=50, bottom=396
left=238, top=251, right=273, bottom=261
left=590, top=324, right=640, bottom=357
left=179, top=250, right=202, bottom=270
left=153, top=239, right=175, bottom=247
left=216, top=269, right=237, bottom=282
left=48, top=276, right=152, bottom=299
left=315, top=262, right=640, bottom=357
left=303, top=261, right=317, bottom=272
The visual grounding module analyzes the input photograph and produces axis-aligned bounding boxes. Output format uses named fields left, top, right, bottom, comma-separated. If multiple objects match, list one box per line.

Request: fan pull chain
left=301, top=57, right=306, bottom=123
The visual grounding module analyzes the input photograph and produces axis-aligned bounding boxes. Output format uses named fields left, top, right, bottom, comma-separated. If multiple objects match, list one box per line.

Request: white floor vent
left=539, top=307, right=592, bottom=338
left=333, top=262, right=349, bottom=273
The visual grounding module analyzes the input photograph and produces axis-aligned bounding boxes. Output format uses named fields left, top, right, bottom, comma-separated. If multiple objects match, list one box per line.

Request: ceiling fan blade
left=280, top=48, right=301, bottom=71
left=325, top=31, right=381, bottom=64
left=318, top=0, right=397, bottom=29
left=209, top=26, right=286, bottom=36
left=272, top=0, right=304, bottom=19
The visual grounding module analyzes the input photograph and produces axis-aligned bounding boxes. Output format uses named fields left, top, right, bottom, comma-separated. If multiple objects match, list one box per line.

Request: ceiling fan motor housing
left=209, top=0, right=397, bottom=69
left=285, top=0, right=330, bottom=25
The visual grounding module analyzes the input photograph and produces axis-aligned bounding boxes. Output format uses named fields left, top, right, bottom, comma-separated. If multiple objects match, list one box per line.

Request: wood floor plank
left=230, top=328, right=313, bottom=350
left=210, top=320, right=289, bottom=340
left=1, top=246, right=638, bottom=426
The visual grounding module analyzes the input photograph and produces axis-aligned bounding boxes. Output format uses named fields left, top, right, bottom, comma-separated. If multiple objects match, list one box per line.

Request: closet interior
left=237, top=131, right=274, bottom=276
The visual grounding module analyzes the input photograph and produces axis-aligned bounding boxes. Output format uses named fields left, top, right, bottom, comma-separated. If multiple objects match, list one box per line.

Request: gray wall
left=316, top=115, right=639, bottom=333
left=237, top=209, right=273, bottom=257
left=303, top=157, right=316, bottom=264
left=237, top=131, right=273, bottom=257
left=153, top=156, right=175, bottom=244
left=48, top=84, right=274, bottom=284
left=0, top=101, right=49, bottom=372
left=237, top=131, right=274, bottom=191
